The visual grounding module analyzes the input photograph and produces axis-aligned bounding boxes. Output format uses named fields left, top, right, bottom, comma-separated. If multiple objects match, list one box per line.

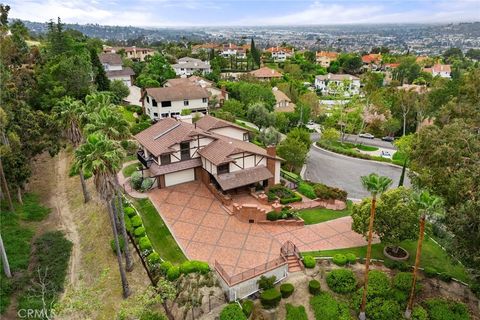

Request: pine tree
left=250, top=38, right=260, bottom=68
left=90, top=48, right=110, bottom=91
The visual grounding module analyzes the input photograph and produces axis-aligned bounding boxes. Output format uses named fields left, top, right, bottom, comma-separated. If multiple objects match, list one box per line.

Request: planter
left=383, top=246, right=409, bottom=261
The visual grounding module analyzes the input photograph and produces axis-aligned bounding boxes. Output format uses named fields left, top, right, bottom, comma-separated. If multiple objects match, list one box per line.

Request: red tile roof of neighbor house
left=265, top=46, right=293, bottom=53
left=192, top=43, right=220, bottom=50
left=384, top=63, right=400, bottom=68
left=362, top=54, right=381, bottom=64
left=316, top=51, right=338, bottom=59
left=213, top=165, right=273, bottom=191
left=432, top=64, right=451, bottom=72
left=250, top=67, right=282, bottom=78
left=99, top=53, right=122, bottom=65
left=195, top=115, right=249, bottom=132
left=145, top=85, right=209, bottom=102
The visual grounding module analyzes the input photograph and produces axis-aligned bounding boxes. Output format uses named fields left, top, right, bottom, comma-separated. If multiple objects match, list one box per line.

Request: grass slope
left=299, top=200, right=353, bottom=225
left=122, top=162, right=140, bottom=178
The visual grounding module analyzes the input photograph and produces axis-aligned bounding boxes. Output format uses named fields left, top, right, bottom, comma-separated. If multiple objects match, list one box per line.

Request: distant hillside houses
left=103, top=45, right=155, bottom=62
left=98, top=53, right=134, bottom=86
left=315, top=73, right=361, bottom=96
left=316, top=51, right=338, bottom=68
left=265, top=46, right=294, bottom=62
left=220, top=43, right=250, bottom=59
left=172, top=57, right=211, bottom=77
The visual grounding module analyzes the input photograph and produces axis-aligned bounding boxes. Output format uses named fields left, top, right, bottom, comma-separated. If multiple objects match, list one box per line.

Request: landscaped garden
left=122, top=161, right=141, bottom=178
left=299, top=200, right=353, bottom=224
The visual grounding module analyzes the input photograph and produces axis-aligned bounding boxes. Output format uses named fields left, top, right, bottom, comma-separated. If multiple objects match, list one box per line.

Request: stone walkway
left=148, top=181, right=372, bottom=276
left=118, top=160, right=148, bottom=199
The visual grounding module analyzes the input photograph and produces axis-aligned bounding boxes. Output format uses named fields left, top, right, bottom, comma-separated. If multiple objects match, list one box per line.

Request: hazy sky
left=8, top=0, right=480, bottom=27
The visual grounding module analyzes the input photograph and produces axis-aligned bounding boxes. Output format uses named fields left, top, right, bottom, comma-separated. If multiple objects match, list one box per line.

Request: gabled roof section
left=250, top=67, right=282, bottom=78
left=195, top=115, right=249, bottom=132
left=99, top=53, right=122, bottom=65
left=145, top=85, right=209, bottom=102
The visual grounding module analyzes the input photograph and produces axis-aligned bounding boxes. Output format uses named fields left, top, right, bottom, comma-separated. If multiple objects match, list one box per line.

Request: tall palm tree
left=84, top=107, right=131, bottom=140
left=405, top=191, right=443, bottom=318
left=72, top=133, right=131, bottom=298
left=359, top=173, right=392, bottom=320
left=55, top=97, right=91, bottom=203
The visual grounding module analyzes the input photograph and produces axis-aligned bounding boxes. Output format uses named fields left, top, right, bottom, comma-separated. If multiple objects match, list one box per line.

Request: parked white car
left=359, top=133, right=375, bottom=139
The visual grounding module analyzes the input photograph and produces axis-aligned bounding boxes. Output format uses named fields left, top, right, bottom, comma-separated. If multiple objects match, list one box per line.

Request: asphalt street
left=310, top=133, right=396, bottom=149
left=305, top=145, right=410, bottom=200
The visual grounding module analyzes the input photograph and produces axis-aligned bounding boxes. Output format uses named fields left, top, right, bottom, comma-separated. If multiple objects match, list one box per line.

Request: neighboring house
left=423, top=64, right=451, bottom=78
left=165, top=76, right=228, bottom=106
left=249, top=67, right=282, bottom=81
left=220, top=43, right=249, bottom=59
left=362, top=53, right=382, bottom=70
left=265, top=46, right=294, bottom=62
left=316, top=51, right=338, bottom=68
left=98, top=53, right=135, bottom=86
left=103, top=45, right=155, bottom=61
left=172, top=57, right=211, bottom=77
left=191, top=43, right=221, bottom=54
left=272, top=87, right=295, bottom=112
left=135, top=116, right=281, bottom=191
left=142, top=85, right=209, bottom=120
left=315, top=73, right=361, bottom=96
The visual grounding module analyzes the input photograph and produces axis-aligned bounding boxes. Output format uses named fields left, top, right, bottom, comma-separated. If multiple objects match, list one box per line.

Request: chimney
left=266, top=145, right=277, bottom=188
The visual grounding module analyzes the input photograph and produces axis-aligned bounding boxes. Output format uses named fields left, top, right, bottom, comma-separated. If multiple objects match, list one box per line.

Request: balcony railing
left=137, top=150, right=153, bottom=168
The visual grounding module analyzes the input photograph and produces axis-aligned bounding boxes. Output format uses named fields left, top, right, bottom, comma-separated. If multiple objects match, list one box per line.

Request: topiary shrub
left=134, top=226, right=146, bottom=238
left=366, top=298, right=401, bottom=320
left=260, top=288, right=281, bottom=309
left=124, top=206, right=136, bottom=218
left=110, top=237, right=125, bottom=255
left=424, top=298, right=470, bottom=320
left=303, top=255, right=316, bottom=268
left=179, top=260, right=210, bottom=274
left=139, top=237, right=152, bottom=251
left=220, top=303, right=247, bottom=320
left=326, top=268, right=357, bottom=294
left=332, top=254, right=347, bottom=266
left=423, top=267, right=438, bottom=278
left=131, top=215, right=143, bottom=228
left=160, top=261, right=173, bottom=275
left=166, top=265, right=180, bottom=281
left=280, top=283, right=294, bottom=298
left=308, top=279, right=321, bottom=295
left=411, top=305, right=428, bottom=320
left=266, top=211, right=279, bottom=221
left=438, top=272, right=452, bottom=282
left=257, top=275, right=276, bottom=291
left=147, top=252, right=161, bottom=265
left=345, top=253, right=356, bottom=264
left=241, top=300, right=253, bottom=318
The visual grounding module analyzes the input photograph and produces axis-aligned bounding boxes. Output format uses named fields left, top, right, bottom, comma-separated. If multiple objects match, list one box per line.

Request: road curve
left=304, top=145, right=411, bottom=200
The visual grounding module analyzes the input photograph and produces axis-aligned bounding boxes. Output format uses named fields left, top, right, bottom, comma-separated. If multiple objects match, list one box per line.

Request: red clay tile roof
left=149, top=158, right=202, bottom=176
left=250, top=67, right=282, bottom=78
left=145, top=85, right=208, bottom=102
left=362, top=54, right=381, bottom=64
left=266, top=47, right=293, bottom=53
left=213, top=165, right=273, bottom=191
left=432, top=64, right=451, bottom=73
left=316, top=51, right=338, bottom=59
left=195, top=115, right=249, bottom=132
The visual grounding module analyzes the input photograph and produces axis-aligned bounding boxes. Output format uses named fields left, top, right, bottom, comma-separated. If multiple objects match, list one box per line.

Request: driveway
left=125, top=85, right=141, bottom=105
left=148, top=181, right=369, bottom=276
left=305, top=145, right=410, bottom=200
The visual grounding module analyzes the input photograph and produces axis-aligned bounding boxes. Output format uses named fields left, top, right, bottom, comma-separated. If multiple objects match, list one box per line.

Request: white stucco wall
left=275, top=160, right=281, bottom=184
left=145, top=96, right=208, bottom=120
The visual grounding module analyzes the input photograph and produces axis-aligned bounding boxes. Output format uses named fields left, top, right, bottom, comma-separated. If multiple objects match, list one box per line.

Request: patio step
left=286, top=255, right=303, bottom=273
left=288, top=265, right=303, bottom=273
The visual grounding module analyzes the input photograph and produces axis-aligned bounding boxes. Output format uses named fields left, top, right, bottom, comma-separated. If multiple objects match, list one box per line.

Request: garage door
left=165, top=169, right=195, bottom=187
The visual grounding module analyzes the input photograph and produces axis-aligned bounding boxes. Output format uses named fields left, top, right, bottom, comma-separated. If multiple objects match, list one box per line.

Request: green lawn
left=299, top=200, right=353, bottom=225
left=330, top=141, right=379, bottom=152
left=122, top=162, right=140, bottom=178
left=133, top=198, right=187, bottom=264
left=303, top=237, right=470, bottom=283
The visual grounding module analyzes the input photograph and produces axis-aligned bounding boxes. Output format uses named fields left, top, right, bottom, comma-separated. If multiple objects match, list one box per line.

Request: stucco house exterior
left=249, top=67, right=283, bottom=81
left=316, top=51, right=338, bottom=68
left=165, top=76, right=228, bottom=107
left=98, top=53, right=135, bottom=86
left=265, top=47, right=294, bottom=62
left=142, top=85, right=209, bottom=120
left=272, top=87, right=295, bottom=112
left=135, top=115, right=281, bottom=191
left=103, top=45, right=155, bottom=62
left=423, top=64, right=451, bottom=78
left=315, top=73, right=361, bottom=96
left=220, top=43, right=249, bottom=59
left=172, top=57, right=211, bottom=77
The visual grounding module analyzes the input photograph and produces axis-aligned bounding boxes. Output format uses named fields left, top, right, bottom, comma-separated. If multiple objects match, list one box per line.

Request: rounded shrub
left=130, top=172, right=143, bottom=190
left=423, top=267, right=438, bottom=278
left=367, top=270, right=391, bottom=299
left=124, top=215, right=133, bottom=233
left=160, top=261, right=173, bottom=275
left=280, top=283, right=294, bottom=298
left=179, top=260, right=210, bottom=274
left=110, top=237, right=125, bottom=254
left=332, top=254, right=347, bottom=266
left=131, top=215, right=143, bottom=228
left=308, top=279, right=321, bottom=295
left=411, top=305, right=428, bottom=320
left=241, top=300, right=254, bottom=318
left=134, top=226, right=146, bottom=238
left=345, top=253, right=357, bottom=264
left=220, top=303, right=247, bottom=320
left=326, top=268, right=357, bottom=294
left=141, top=177, right=154, bottom=191
left=266, top=211, right=279, bottom=221
left=139, top=237, right=152, bottom=251
left=147, top=252, right=161, bottom=265
left=260, top=288, right=282, bottom=309
left=124, top=206, right=136, bottom=218
left=424, top=298, right=470, bottom=320
left=166, top=265, right=180, bottom=281
left=303, top=255, right=316, bottom=268
left=366, top=298, right=401, bottom=320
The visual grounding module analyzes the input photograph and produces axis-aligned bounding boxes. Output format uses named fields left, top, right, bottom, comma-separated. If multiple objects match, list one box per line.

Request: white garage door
left=165, top=169, right=195, bottom=187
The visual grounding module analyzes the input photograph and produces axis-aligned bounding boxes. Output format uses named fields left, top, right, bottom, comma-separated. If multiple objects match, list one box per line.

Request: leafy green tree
left=288, top=127, right=311, bottom=149
left=237, top=82, right=276, bottom=111
left=393, top=57, right=421, bottom=85
left=465, top=48, right=480, bottom=60
left=258, top=126, right=282, bottom=146
left=109, top=80, right=130, bottom=104
left=221, top=99, right=245, bottom=118
left=84, top=107, right=130, bottom=140
left=443, top=47, right=463, bottom=63
left=328, top=60, right=340, bottom=74
left=277, top=136, right=308, bottom=172
left=338, top=53, right=363, bottom=74
left=246, top=103, right=275, bottom=129
left=90, top=48, right=110, bottom=91
left=304, top=50, right=316, bottom=63
left=250, top=38, right=260, bottom=68
left=0, top=4, right=10, bottom=27
left=321, top=128, right=340, bottom=144
left=136, top=53, right=175, bottom=88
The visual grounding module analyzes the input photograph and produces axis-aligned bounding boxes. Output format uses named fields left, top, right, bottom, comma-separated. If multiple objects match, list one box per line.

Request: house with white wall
left=316, top=51, right=338, bottom=68
left=265, top=47, right=293, bottom=62
left=165, top=76, right=228, bottom=107
left=99, top=53, right=135, bottom=86
left=220, top=43, right=249, bottom=59
left=172, top=57, right=211, bottom=77
left=315, top=73, right=361, bottom=96
left=142, top=85, right=209, bottom=120
left=103, top=45, right=155, bottom=62
left=423, top=64, right=451, bottom=78
left=135, top=116, right=281, bottom=191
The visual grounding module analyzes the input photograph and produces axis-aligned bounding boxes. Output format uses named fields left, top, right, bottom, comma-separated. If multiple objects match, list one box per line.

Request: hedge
left=133, top=226, right=146, bottom=238
left=110, top=237, right=125, bottom=255
left=242, top=300, right=253, bottom=318
left=124, top=206, right=136, bottom=218
left=310, top=292, right=351, bottom=320
left=308, top=280, right=321, bottom=295
left=280, top=283, right=294, bottom=298
left=345, top=253, right=356, bottom=264
left=313, top=183, right=347, bottom=201
left=279, top=193, right=303, bottom=204
left=179, top=260, right=210, bottom=274
left=147, top=252, right=161, bottom=265
left=298, top=182, right=316, bottom=199
left=285, top=303, right=308, bottom=320
left=303, top=255, right=316, bottom=268
left=131, top=215, right=143, bottom=228
left=326, top=268, right=357, bottom=294
left=160, top=261, right=173, bottom=275
left=260, top=288, right=282, bottom=309
left=220, top=303, right=247, bottom=320
left=332, top=254, right=347, bottom=266
left=383, top=259, right=410, bottom=271
left=139, top=237, right=152, bottom=251
left=167, top=265, right=180, bottom=281
left=124, top=215, right=133, bottom=233
left=267, top=211, right=279, bottom=221
left=267, top=185, right=297, bottom=202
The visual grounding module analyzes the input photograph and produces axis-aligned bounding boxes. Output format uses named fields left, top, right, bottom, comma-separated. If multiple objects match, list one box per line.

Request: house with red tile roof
left=316, top=51, right=339, bottom=68
left=249, top=67, right=282, bottom=81
left=265, top=46, right=294, bottom=61
left=423, top=64, right=451, bottom=78
left=135, top=115, right=281, bottom=191
left=103, top=45, right=155, bottom=62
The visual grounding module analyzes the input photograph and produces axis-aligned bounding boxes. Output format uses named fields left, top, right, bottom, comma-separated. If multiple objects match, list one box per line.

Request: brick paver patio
left=148, top=181, right=371, bottom=275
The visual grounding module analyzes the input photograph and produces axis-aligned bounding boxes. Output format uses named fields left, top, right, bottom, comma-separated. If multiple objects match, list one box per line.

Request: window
left=183, top=100, right=189, bottom=106
left=160, top=154, right=171, bottom=165
left=180, top=142, right=190, bottom=160
left=217, top=163, right=229, bottom=175
left=161, top=113, right=169, bottom=118
left=147, top=108, right=151, bottom=115
left=153, top=112, right=158, bottom=117
left=152, top=99, right=157, bottom=107
left=243, top=132, right=249, bottom=141
left=202, top=98, right=207, bottom=103
left=161, top=101, right=171, bottom=108
left=146, top=96, right=150, bottom=103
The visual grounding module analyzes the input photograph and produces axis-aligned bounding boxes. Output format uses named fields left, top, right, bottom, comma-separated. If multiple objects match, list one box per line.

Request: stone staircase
left=286, top=255, right=303, bottom=273
left=281, top=241, right=304, bottom=273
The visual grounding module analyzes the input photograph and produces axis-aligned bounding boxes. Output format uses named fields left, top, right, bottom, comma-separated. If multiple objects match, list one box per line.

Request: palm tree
left=84, top=107, right=131, bottom=140
left=55, top=97, right=91, bottom=203
left=359, top=173, right=392, bottom=320
left=72, top=133, right=131, bottom=298
left=405, top=191, right=443, bottom=318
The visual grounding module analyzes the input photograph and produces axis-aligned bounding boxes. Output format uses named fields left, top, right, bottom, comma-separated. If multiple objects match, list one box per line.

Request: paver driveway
left=148, top=181, right=369, bottom=276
